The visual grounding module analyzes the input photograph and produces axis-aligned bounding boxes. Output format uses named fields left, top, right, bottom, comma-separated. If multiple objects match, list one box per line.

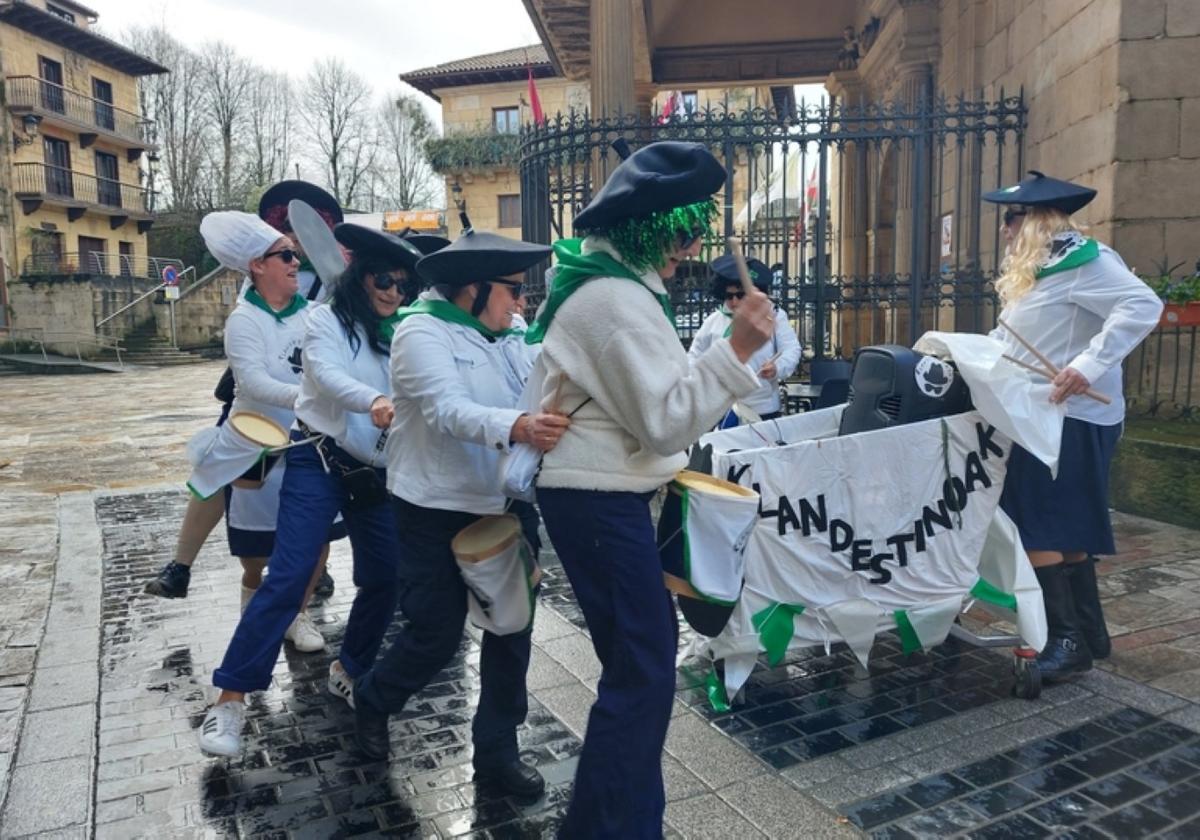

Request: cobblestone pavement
left=1, top=366, right=1199, bottom=838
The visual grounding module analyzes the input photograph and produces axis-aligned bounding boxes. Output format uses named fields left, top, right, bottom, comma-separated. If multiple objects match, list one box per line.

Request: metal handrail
left=95, top=282, right=166, bottom=330
left=4, top=75, right=153, bottom=145
left=13, top=162, right=156, bottom=213
left=22, top=251, right=184, bottom=280
left=0, top=326, right=123, bottom=367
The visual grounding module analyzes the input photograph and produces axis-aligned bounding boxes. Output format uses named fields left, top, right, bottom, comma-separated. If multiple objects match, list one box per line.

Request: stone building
left=0, top=0, right=173, bottom=346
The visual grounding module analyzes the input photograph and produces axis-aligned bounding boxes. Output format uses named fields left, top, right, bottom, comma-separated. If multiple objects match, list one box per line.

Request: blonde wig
left=996, top=207, right=1084, bottom=304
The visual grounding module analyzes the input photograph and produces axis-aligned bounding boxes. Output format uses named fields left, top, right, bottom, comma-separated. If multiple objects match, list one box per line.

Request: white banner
left=692, top=406, right=1047, bottom=698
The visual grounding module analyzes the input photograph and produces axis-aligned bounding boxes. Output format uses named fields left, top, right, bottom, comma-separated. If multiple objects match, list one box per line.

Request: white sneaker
left=285, top=610, right=325, bottom=653
left=198, top=701, right=246, bottom=757
left=328, top=661, right=355, bottom=709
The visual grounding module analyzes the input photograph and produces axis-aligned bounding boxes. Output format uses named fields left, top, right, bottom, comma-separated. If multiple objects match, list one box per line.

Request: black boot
left=1034, top=563, right=1093, bottom=682
left=144, top=562, right=190, bottom=598
left=354, top=697, right=390, bottom=762
left=1067, top=557, right=1111, bottom=660
left=314, top=569, right=335, bottom=599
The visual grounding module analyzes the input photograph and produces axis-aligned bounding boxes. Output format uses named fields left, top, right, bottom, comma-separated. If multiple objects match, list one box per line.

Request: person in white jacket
left=198, top=224, right=423, bottom=757
left=689, top=254, right=802, bottom=422
left=528, top=141, right=774, bottom=838
left=352, top=227, right=566, bottom=800
left=984, top=171, right=1163, bottom=683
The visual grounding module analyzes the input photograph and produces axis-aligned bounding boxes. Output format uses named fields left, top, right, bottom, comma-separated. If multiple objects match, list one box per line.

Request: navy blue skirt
left=1000, top=417, right=1121, bottom=556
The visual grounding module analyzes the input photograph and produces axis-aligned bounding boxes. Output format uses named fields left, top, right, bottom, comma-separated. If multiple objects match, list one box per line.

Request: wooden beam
left=652, top=38, right=843, bottom=86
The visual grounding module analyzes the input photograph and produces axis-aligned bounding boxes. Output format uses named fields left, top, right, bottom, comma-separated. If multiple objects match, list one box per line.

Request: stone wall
left=152, top=268, right=241, bottom=351
left=4, top=276, right=133, bottom=358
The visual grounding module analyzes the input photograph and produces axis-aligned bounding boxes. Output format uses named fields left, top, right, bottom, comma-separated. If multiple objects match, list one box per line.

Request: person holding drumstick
left=197, top=225, right=423, bottom=757
left=984, top=171, right=1162, bottom=681
left=351, top=226, right=564, bottom=799
left=145, top=181, right=344, bottom=602
left=689, top=254, right=802, bottom=422
left=528, top=141, right=774, bottom=837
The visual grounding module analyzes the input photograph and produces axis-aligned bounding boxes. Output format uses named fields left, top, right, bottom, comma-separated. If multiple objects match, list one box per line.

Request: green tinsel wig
left=588, top=199, right=719, bottom=271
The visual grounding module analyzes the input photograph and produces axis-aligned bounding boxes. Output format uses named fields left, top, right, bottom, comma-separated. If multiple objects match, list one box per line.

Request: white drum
left=185, top=411, right=289, bottom=499
left=452, top=514, right=541, bottom=636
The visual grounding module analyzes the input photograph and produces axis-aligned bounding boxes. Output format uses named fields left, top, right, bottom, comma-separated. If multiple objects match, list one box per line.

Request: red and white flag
left=527, top=66, right=545, bottom=124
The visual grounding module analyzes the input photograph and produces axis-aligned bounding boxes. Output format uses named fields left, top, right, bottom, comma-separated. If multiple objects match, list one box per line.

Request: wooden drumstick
left=998, top=317, right=1061, bottom=376
left=550, top=373, right=567, bottom=413
left=725, top=238, right=757, bottom=296
left=1001, top=353, right=1112, bottom=405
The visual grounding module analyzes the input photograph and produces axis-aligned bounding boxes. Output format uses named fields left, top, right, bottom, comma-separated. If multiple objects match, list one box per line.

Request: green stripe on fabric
left=752, top=602, right=806, bottom=666
left=705, top=666, right=731, bottom=713
left=971, top=577, right=1019, bottom=611
left=1036, top=238, right=1100, bottom=279
left=893, top=609, right=922, bottom=654
left=185, top=481, right=218, bottom=502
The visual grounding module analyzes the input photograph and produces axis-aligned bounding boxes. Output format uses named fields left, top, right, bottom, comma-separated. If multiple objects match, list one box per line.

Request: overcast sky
left=90, top=0, right=541, bottom=110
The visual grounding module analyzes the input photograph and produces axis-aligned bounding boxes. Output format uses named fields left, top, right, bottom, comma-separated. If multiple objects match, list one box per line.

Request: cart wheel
left=1012, top=655, right=1042, bottom=700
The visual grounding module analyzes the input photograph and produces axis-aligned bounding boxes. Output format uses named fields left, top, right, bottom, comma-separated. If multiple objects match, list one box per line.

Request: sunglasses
left=723, top=291, right=746, bottom=301
left=1003, top=209, right=1027, bottom=226
left=371, top=273, right=406, bottom=291
left=490, top=279, right=524, bottom=298
left=263, top=248, right=300, bottom=264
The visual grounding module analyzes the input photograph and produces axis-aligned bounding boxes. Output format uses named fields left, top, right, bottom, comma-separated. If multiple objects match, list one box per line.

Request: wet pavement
left=2, top=365, right=1200, bottom=838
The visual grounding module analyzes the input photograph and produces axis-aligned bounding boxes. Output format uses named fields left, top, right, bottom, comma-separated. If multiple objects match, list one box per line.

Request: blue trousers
left=354, top=497, right=539, bottom=772
left=213, top=433, right=400, bottom=693
left=538, top=488, right=678, bottom=840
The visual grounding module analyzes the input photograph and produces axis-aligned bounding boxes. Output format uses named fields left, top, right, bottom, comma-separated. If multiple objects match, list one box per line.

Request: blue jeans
left=213, top=432, right=400, bottom=693
left=354, top=497, right=540, bottom=772
left=538, top=488, right=677, bottom=840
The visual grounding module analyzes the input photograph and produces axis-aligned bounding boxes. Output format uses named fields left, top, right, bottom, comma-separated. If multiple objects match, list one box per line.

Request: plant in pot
left=1143, top=258, right=1200, bottom=327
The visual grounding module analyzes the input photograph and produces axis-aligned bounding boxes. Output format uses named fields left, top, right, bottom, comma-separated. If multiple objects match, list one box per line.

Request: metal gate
left=519, top=90, right=1026, bottom=360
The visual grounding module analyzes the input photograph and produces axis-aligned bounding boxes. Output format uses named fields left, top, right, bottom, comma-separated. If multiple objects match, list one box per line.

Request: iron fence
left=21, top=251, right=182, bottom=281
left=1125, top=326, right=1200, bottom=420
left=519, top=93, right=1026, bottom=359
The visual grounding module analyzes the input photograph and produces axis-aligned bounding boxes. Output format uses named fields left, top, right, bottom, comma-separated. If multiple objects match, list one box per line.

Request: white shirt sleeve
left=1065, top=251, right=1164, bottom=384
left=392, top=319, right=523, bottom=453
left=302, top=310, right=385, bottom=413
left=224, top=311, right=299, bottom=410
left=771, top=308, right=802, bottom=380
left=688, top=310, right=723, bottom=363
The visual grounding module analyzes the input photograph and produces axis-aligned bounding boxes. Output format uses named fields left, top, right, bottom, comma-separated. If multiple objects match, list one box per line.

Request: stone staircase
left=119, top=322, right=214, bottom=367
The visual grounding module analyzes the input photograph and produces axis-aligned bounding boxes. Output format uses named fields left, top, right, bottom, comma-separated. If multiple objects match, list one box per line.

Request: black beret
left=259, top=180, right=344, bottom=225
left=982, top=170, right=1096, bottom=214
left=415, top=229, right=551, bottom=287
left=573, top=141, right=726, bottom=232
left=711, top=254, right=772, bottom=293
left=333, top=224, right=424, bottom=273
left=401, top=233, right=451, bottom=255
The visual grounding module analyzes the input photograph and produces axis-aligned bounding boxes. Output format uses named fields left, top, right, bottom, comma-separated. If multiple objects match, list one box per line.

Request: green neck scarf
left=392, top=298, right=518, bottom=340
left=378, top=312, right=403, bottom=345
left=245, top=287, right=307, bottom=322
left=720, top=306, right=734, bottom=338
left=1036, top=237, right=1100, bottom=279
left=525, top=238, right=675, bottom=345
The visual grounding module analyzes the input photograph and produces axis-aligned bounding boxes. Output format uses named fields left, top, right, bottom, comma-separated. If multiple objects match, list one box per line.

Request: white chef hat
left=199, top=211, right=283, bottom=275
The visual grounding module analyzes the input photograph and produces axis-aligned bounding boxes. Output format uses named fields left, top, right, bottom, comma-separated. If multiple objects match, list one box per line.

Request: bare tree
left=245, top=71, right=293, bottom=194
left=125, top=25, right=213, bottom=211
left=298, top=58, right=376, bottom=207
left=198, top=42, right=255, bottom=207
left=374, top=93, right=439, bottom=210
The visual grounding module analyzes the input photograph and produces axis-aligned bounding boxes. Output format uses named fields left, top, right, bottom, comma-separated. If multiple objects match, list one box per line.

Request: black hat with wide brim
left=401, top=233, right=452, bottom=255
left=416, top=229, right=551, bottom=287
left=333, top=223, right=424, bottom=273
left=711, top=254, right=772, bottom=293
left=982, top=170, right=1097, bottom=214
left=573, top=141, right=726, bottom=232
left=259, top=180, right=344, bottom=226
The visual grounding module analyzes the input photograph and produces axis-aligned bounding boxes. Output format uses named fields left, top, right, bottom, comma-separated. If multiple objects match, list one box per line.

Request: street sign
left=162, top=265, right=179, bottom=286
left=164, top=286, right=180, bottom=301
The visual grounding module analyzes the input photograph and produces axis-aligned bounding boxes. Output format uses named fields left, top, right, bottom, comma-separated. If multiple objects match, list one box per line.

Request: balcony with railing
left=5, top=75, right=155, bottom=154
left=13, top=162, right=155, bottom=227
left=20, top=251, right=182, bottom=282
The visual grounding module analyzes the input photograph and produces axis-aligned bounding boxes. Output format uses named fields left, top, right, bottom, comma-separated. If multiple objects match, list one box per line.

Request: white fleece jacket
left=536, top=237, right=761, bottom=493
